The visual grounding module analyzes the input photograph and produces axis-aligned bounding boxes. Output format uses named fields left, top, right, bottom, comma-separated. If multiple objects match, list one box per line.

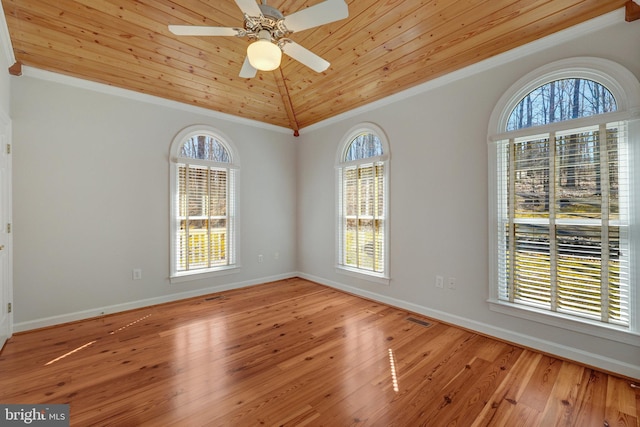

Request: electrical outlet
left=435, top=275, right=444, bottom=289
left=258, top=254, right=264, bottom=263
left=132, top=268, right=142, bottom=280
left=447, top=277, right=456, bottom=289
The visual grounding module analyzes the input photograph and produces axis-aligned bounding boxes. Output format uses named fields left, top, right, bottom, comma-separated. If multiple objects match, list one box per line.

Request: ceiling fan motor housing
left=244, top=4, right=290, bottom=41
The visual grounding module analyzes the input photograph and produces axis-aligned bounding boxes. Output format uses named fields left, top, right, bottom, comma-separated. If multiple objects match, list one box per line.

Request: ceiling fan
left=169, top=0, right=349, bottom=78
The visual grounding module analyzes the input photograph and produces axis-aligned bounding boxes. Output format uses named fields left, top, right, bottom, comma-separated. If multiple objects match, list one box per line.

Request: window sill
left=336, top=265, right=391, bottom=286
left=170, top=265, right=240, bottom=284
left=488, top=299, right=639, bottom=347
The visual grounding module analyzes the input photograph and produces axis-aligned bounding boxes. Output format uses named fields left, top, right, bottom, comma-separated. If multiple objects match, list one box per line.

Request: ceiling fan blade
left=284, top=0, right=348, bottom=33
left=234, top=0, right=263, bottom=17
left=169, top=25, right=240, bottom=37
left=281, top=41, right=330, bottom=73
left=239, top=56, right=257, bottom=78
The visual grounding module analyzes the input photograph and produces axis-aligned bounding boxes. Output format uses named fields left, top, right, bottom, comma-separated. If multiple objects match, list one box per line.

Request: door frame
left=0, top=108, right=12, bottom=350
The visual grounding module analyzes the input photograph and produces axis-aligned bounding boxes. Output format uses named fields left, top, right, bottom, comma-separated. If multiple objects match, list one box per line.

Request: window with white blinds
left=496, top=122, right=629, bottom=326
left=337, top=125, right=390, bottom=283
left=170, top=127, right=238, bottom=280
left=489, top=59, right=639, bottom=336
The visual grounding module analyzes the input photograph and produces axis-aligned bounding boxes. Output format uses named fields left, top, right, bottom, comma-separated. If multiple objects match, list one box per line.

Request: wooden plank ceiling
left=1, top=0, right=632, bottom=134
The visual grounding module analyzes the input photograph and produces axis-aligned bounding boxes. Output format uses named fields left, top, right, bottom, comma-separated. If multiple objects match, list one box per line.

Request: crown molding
left=0, top=4, right=16, bottom=67
left=20, top=66, right=293, bottom=134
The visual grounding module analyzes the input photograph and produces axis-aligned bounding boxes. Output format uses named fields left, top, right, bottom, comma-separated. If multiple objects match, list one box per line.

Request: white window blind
left=176, top=165, right=235, bottom=272
left=497, top=121, right=629, bottom=326
left=339, top=161, right=385, bottom=273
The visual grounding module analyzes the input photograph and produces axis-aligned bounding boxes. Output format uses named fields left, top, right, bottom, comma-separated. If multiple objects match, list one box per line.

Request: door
left=0, top=111, right=12, bottom=350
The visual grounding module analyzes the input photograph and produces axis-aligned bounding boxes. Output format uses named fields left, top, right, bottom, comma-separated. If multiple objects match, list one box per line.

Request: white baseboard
left=13, top=272, right=297, bottom=333
left=298, top=272, right=640, bottom=380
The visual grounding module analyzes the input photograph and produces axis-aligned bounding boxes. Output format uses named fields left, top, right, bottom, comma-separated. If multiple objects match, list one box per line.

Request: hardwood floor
left=0, top=278, right=638, bottom=426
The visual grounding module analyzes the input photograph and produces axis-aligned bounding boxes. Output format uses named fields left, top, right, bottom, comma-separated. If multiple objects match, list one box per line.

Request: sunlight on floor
left=44, top=340, right=97, bottom=366
left=109, top=314, right=152, bottom=334
left=388, top=348, right=399, bottom=393
left=44, top=314, right=153, bottom=366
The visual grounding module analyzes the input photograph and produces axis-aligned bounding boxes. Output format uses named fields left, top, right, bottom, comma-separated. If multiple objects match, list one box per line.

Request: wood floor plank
left=518, top=354, right=564, bottom=412
left=571, top=369, right=608, bottom=427
left=0, top=278, right=637, bottom=426
left=604, top=375, right=639, bottom=427
left=436, top=344, right=524, bottom=426
left=538, top=362, right=587, bottom=426
left=472, top=349, right=543, bottom=426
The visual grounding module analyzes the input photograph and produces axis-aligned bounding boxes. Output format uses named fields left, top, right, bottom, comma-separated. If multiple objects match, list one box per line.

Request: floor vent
left=406, top=317, right=431, bottom=327
left=204, top=295, right=225, bottom=301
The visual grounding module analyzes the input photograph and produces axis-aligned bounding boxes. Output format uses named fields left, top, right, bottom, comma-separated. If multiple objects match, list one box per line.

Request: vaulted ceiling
left=2, top=0, right=637, bottom=134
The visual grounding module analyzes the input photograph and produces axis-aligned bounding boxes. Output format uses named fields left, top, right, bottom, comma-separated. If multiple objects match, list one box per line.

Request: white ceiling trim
left=20, top=66, right=293, bottom=135
left=0, top=4, right=16, bottom=67
left=302, top=8, right=626, bottom=133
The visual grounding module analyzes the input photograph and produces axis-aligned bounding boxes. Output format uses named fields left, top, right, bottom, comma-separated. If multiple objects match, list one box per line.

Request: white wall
left=297, top=15, right=640, bottom=378
left=0, top=54, right=9, bottom=115
left=11, top=75, right=297, bottom=328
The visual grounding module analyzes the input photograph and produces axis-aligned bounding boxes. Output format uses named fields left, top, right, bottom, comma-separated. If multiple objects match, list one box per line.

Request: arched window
left=336, top=124, right=390, bottom=283
left=170, top=126, right=238, bottom=281
left=506, top=78, right=616, bottom=131
left=488, top=58, right=640, bottom=338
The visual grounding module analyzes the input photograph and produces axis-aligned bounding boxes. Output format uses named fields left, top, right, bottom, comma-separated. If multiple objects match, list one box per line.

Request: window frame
left=169, top=125, right=240, bottom=283
left=335, top=123, right=391, bottom=285
left=487, top=57, right=640, bottom=345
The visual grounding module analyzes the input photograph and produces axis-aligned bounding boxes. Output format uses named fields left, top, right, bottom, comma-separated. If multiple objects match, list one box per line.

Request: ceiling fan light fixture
left=247, top=31, right=282, bottom=71
left=169, top=1, right=349, bottom=77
